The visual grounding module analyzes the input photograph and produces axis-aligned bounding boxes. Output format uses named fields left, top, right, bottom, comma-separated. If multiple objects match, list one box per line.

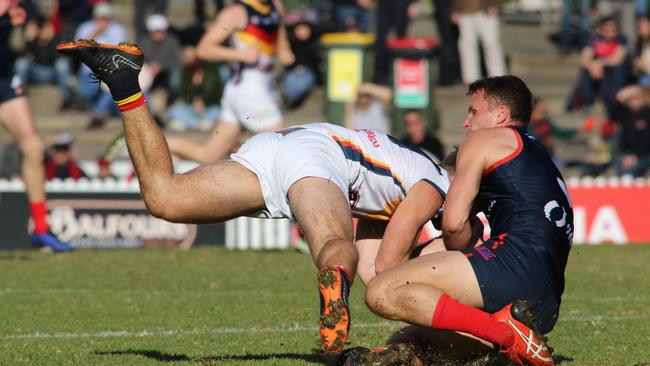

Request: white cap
left=146, top=14, right=168, bottom=32
left=54, top=133, right=75, bottom=146
left=93, top=2, right=113, bottom=18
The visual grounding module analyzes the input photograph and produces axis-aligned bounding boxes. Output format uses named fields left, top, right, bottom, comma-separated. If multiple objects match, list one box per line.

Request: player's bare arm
left=273, top=0, right=294, bottom=65
left=375, top=180, right=443, bottom=274
left=196, top=5, right=250, bottom=63
left=444, top=128, right=522, bottom=250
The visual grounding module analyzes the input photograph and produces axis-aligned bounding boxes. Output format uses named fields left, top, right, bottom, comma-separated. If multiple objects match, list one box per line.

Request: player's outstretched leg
left=493, top=301, right=554, bottom=366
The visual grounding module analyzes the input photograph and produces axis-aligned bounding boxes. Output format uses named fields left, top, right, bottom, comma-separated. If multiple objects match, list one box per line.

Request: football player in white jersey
left=58, top=42, right=450, bottom=355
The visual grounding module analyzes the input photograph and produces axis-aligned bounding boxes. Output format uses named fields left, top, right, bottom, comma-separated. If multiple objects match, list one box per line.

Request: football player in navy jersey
left=364, top=75, right=572, bottom=366
left=0, top=1, right=72, bottom=252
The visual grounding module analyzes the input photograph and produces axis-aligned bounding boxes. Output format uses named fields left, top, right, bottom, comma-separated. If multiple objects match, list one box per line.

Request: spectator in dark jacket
left=281, top=20, right=321, bottom=108
left=400, top=109, right=445, bottom=162
left=14, top=16, right=72, bottom=110
left=612, top=85, right=650, bottom=176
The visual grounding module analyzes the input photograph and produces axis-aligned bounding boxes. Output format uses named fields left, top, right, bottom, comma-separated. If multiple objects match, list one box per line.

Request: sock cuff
left=334, top=265, right=352, bottom=283
left=431, top=293, right=452, bottom=328
left=105, top=71, right=144, bottom=111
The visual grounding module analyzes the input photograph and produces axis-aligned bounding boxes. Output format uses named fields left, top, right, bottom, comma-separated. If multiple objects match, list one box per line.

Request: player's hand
left=278, top=48, right=295, bottom=66
left=468, top=215, right=484, bottom=245
left=240, top=47, right=260, bottom=65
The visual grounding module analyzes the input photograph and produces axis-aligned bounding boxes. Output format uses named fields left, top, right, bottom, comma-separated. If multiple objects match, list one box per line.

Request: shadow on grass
left=555, top=354, right=575, bottom=364
left=95, top=349, right=191, bottom=362
left=95, top=349, right=334, bottom=365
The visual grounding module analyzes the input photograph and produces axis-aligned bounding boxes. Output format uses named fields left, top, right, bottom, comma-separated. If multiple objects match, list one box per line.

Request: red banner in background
left=414, top=184, right=649, bottom=245
left=569, top=186, right=647, bottom=244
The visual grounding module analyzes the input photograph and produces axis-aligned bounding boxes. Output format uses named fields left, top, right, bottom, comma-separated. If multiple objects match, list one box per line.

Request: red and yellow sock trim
left=115, top=92, right=146, bottom=112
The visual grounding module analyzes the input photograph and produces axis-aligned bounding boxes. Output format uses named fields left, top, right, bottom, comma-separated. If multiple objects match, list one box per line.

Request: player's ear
left=495, top=105, right=510, bottom=125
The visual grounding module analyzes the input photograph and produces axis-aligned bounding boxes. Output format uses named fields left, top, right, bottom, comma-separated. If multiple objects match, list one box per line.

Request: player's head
left=440, top=147, right=458, bottom=180
left=463, top=75, right=532, bottom=132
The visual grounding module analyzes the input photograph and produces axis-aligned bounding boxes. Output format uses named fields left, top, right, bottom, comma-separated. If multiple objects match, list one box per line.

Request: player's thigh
left=375, top=250, right=483, bottom=308
left=287, top=177, right=354, bottom=253
left=165, top=160, right=266, bottom=223
left=0, top=96, right=37, bottom=141
left=355, top=219, right=387, bottom=285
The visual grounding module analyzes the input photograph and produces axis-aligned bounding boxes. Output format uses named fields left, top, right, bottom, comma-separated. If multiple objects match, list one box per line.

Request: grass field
left=1, top=245, right=649, bottom=365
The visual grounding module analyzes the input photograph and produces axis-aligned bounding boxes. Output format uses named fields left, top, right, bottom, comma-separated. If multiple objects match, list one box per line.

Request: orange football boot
left=318, top=266, right=350, bottom=354
left=494, top=301, right=554, bottom=366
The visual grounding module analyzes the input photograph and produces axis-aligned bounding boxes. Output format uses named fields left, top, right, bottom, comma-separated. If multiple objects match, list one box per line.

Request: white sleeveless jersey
left=304, top=123, right=450, bottom=220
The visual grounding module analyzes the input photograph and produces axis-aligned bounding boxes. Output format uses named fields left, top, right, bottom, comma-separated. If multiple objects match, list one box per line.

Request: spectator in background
left=96, top=156, right=116, bottom=180
left=373, top=0, right=414, bottom=85
left=333, top=0, right=373, bottom=32
left=282, top=19, right=320, bottom=108
left=434, top=0, right=461, bottom=85
left=400, top=109, right=445, bottom=162
left=14, top=16, right=73, bottom=111
left=73, top=2, right=127, bottom=129
left=452, top=0, right=506, bottom=84
left=529, top=97, right=578, bottom=166
left=344, top=82, right=392, bottom=133
left=139, top=14, right=182, bottom=108
left=166, top=45, right=223, bottom=131
left=567, top=16, right=628, bottom=130
left=44, top=133, right=86, bottom=181
left=633, top=14, right=650, bottom=86
left=612, top=85, right=650, bottom=176
left=52, top=0, right=93, bottom=41
left=0, top=143, right=22, bottom=180
left=556, top=0, right=596, bottom=54
left=134, top=0, right=168, bottom=41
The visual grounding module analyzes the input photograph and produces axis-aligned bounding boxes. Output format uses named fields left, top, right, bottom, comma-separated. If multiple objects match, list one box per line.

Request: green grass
left=0, top=245, right=649, bottom=365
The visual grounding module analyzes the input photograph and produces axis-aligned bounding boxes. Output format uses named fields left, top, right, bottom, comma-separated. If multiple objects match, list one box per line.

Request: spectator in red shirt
left=567, top=16, right=629, bottom=126
left=44, top=133, right=86, bottom=181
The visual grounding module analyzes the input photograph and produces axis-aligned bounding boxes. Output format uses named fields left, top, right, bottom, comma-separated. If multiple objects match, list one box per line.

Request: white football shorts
left=230, top=129, right=349, bottom=218
left=219, top=80, right=283, bottom=132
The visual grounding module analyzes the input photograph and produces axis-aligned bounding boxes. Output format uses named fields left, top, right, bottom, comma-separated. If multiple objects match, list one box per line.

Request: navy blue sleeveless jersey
left=464, top=126, right=573, bottom=334
left=1, top=14, right=12, bottom=79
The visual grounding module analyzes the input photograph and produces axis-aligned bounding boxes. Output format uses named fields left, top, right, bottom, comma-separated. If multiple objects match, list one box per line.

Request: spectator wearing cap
left=44, top=133, right=87, bottom=181
left=612, top=85, right=650, bottom=177
left=134, top=0, right=169, bottom=40
left=139, top=14, right=182, bottom=109
left=73, top=2, right=128, bottom=129
left=344, top=82, right=392, bottom=133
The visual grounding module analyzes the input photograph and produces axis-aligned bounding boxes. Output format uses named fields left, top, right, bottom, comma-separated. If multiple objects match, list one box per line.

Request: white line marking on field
left=1, top=314, right=648, bottom=341
left=0, top=321, right=398, bottom=340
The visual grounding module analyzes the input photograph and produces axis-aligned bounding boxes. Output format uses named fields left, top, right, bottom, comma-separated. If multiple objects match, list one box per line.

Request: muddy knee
left=365, top=275, right=398, bottom=319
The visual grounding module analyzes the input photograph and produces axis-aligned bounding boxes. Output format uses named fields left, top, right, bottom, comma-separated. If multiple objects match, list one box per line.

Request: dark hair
left=440, top=146, right=458, bottom=174
left=598, top=16, right=616, bottom=27
left=467, top=75, right=533, bottom=127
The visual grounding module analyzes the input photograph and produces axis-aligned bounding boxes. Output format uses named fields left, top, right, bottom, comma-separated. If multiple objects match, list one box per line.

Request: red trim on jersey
left=483, top=128, right=523, bottom=177
left=244, top=24, right=278, bottom=45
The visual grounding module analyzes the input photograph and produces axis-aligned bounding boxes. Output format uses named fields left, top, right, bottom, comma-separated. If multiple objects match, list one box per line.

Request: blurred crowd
left=0, top=0, right=649, bottom=180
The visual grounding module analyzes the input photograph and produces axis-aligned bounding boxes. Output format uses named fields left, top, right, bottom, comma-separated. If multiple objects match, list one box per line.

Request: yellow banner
left=327, top=49, right=362, bottom=102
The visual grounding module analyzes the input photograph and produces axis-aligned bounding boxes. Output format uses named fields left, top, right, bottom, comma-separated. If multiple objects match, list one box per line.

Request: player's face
left=462, top=89, right=500, bottom=132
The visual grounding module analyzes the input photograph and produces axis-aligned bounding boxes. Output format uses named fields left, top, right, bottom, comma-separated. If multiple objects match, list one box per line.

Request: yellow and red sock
left=115, top=92, right=146, bottom=112
left=29, top=201, right=49, bottom=234
left=106, top=71, right=146, bottom=112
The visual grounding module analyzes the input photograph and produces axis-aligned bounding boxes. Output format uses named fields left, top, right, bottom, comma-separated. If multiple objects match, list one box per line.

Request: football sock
left=29, top=201, right=49, bottom=235
left=105, top=71, right=145, bottom=112
left=431, top=293, right=514, bottom=347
